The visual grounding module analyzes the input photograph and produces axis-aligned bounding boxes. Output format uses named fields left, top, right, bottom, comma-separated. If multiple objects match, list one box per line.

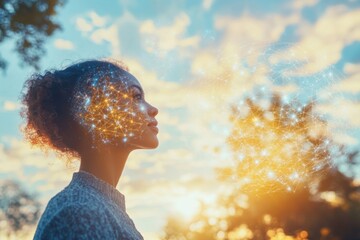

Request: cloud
left=75, top=11, right=139, bottom=57
left=344, top=63, right=360, bottom=75
left=272, top=5, right=360, bottom=75
left=76, top=11, right=107, bottom=33
left=88, top=11, right=107, bottom=27
left=54, top=39, right=75, bottom=50
left=123, top=58, right=193, bottom=109
left=90, top=24, right=120, bottom=56
left=331, top=132, right=358, bottom=145
left=76, top=17, right=93, bottom=32
left=329, top=63, right=360, bottom=94
left=0, top=136, right=76, bottom=206
left=316, top=99, right=360, bottom=128
left=215, top=13, right=299, bottom=45
left=203, top=0, right=214, bottom=10
left=2, top=100, right=21, bottom=111
left=187, top=13, right=300, bottom=99
left=290, top=0, right=319, bottom=10
left=139, top=13, right=200, bottom=56
left=316, top=63, right=360, bottom=145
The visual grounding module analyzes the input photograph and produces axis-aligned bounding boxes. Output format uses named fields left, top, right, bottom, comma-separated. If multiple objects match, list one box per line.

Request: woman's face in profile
left=121, top=72, right=159, bottom=150
left=73, top=68, right=159, bottom=150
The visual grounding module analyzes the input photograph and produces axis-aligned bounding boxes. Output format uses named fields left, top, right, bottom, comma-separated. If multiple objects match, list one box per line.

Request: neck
left=79, top=146, right=132, bottom=187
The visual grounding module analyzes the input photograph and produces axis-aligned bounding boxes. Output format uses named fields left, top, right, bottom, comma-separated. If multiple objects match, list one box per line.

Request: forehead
left=116, top=70, right=141, bottom=88
left=103, top=66, right=141, bottom=89
left=85, top=65, right=142, bottom=90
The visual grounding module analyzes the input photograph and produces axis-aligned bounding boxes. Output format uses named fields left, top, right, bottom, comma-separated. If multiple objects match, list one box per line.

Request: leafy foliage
left=0, top=180, right=41, bottom=236
left=0, top=0, right=65, bottom=71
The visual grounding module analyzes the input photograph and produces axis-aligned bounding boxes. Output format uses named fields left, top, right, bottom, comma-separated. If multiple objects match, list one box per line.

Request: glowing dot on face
left=243, top=177, right=251, bottom=183
left=261, top=150, right=268, bottom=156
left=238, top=153, right=245, bottom=161
left=85, top=97, right=90, bottom=106
left=267, top=171, right=275, bottom=179
left=314, top=164, right=322, bottom=171
left=123, top=137, right=128, bottom=143
left=139, top=104, right=146, bottom=112
left=289, top=172, right=299, bottom=180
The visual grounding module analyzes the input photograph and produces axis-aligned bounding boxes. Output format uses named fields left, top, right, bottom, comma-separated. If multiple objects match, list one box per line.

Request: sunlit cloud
left=0, top=137, right=75, bottom=206
left=331, top=132, right=358, bottom=145
left=124, top=58, right=193, bottom=109
left=90, top=24, right=121, bottom=58
left=202, top=0, right=214, bottom=10
left=75, top=17, right=93, bottom=32
left=79, top=12, right=117, bottom=51
left=317, top=99, right=360, bottom=128
left=2, top=100, right=21, bottom=111
left=215, top=13, right=299, bottom=44
left=274, top=5, right=360, bottom=75
left=76, top=11, right=141, bottom=57
left=290, top=0, right=319, bottom=10
left=330, top=63, right=360, bottom=94
left=53, top=39, right=75, bottom=50
left=88, top=11, right=107, bottom=27
left=139, top=13, right=200, bottom=56
left=76, top=11, right=107, bottom=33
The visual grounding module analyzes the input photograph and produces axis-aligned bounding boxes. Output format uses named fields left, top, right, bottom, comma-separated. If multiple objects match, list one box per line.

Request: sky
left=0, top=0, right=360, bottom=239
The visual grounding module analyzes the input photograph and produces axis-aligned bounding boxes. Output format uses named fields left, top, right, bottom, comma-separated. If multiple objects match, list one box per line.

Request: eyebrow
left=130, top=85, right=144, bottom=95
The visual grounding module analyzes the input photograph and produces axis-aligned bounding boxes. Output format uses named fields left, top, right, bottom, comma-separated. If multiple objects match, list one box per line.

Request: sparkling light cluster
left=211, top=43, right=345, bottom=194
left=72, top=67, right=147, bottom=146
left=223, top=95, right=342, bottom=194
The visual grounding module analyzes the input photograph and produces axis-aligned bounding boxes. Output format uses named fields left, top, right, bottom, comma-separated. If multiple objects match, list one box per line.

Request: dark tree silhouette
left=0, top=180, right=41, bottom=237
left=162, top=94, right=360, bottom=240
left=0, top=0, right=66, bottom=71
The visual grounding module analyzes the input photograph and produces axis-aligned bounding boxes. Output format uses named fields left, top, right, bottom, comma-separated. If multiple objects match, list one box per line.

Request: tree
left=162, top=94, right=360, bottom=240
left=0, top=180, right=41, bottom=238
left=0, top=0, right=66, bottom=71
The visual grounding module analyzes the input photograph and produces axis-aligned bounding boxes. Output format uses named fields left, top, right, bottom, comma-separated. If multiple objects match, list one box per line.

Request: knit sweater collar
left=72, top=170, right=126, bottom=211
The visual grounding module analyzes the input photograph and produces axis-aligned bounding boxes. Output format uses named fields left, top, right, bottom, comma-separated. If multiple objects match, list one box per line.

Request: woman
left=21, top=60, right=159, bottom=239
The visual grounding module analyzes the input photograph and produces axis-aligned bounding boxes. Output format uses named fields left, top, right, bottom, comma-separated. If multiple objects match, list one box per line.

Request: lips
left=147, top=120, right=159, bottom=133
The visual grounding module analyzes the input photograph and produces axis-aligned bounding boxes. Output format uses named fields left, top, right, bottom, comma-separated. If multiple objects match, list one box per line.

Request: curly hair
left=20, top=59, right=128, bottom=160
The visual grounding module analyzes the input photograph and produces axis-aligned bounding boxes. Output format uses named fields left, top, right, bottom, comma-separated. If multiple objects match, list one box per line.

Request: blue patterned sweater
left=34, top=171, right=144, bottom=240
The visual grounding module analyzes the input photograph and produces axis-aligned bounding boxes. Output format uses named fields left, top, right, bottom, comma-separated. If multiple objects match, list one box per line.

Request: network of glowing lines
left=72, top=66, right=148, bottom=146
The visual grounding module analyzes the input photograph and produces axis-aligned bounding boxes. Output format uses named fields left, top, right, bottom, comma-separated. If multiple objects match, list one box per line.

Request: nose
left=147, top=103, right=158, bottom=117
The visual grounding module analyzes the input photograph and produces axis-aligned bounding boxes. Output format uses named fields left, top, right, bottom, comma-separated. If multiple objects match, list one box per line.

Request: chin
left=143, top=138, right=159, bottom=149
left=128, top=136, right=159, bottom=150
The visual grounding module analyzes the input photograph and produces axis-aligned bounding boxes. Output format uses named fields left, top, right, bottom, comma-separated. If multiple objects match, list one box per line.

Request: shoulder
left=41, top=182, right=108, bottom=215
left=34, top=204, right=116, bottom=240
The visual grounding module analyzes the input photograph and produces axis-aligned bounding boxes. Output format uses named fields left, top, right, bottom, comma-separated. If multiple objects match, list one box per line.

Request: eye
left=130, top=86, right=144, bottom=101
left=133, top=93, right=143, bottom=100
left=134, top=93, right=142, bottom=100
